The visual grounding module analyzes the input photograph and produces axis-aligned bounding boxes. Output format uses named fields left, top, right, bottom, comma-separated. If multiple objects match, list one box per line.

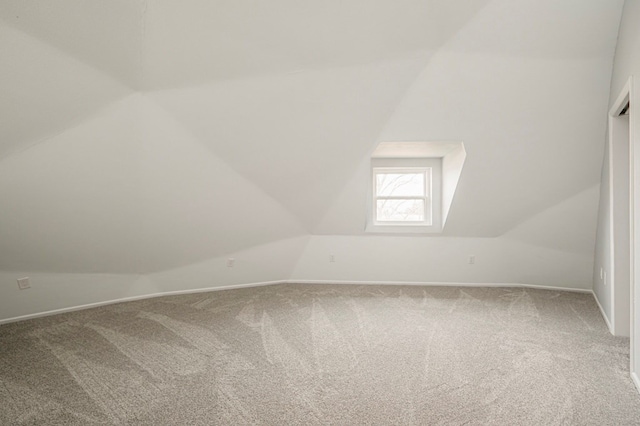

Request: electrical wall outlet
left=468, top=255, right=475, bottom=265
left=226, top=258, right=235, bottom=268
left=329, top=254, right=336, bottom=263
left=17, top=277, right=30, bottom=290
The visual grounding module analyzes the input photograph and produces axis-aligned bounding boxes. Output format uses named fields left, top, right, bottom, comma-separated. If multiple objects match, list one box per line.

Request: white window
left=367, top=157, right=442, bottom=233
left=367, top=141, right=466, bottom=234
left=373, top=168, right=432, bottom=225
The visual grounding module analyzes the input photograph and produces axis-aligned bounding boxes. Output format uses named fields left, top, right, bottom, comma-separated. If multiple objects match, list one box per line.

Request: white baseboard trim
left=632, top=372, right=640, bottom=395
left=290, top=279, right=593, bottom=294
left=0, top=280, right=282, bottom=325
left=0, top=279, right=592, bottom=325
left=592, top=290, right=614, bottom=334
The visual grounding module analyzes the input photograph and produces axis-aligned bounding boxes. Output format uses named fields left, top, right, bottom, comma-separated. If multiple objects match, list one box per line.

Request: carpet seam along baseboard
left=1, top=279, right=593, bottom=325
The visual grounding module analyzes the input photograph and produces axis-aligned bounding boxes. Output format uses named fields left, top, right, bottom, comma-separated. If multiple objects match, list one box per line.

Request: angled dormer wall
left=0, top=1, right=626, bottom=322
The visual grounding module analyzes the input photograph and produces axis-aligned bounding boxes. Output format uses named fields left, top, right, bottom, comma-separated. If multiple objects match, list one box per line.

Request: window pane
left=376, top=199, right=425, bottom=222
left=376, top=173, right=424, bottom=196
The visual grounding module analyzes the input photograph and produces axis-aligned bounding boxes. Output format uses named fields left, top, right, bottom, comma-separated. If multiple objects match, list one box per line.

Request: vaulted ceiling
left=0, top=0, right=624, bottom=274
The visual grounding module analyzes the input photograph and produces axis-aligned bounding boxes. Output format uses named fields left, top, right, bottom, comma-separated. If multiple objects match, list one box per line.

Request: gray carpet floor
left=1, top=284, right=640, bottom=425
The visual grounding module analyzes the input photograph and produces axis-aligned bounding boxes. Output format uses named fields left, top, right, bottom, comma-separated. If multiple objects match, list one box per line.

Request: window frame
left=372, top=167, right=432, bottom=226
left=366, top=157, right=442, bottom=234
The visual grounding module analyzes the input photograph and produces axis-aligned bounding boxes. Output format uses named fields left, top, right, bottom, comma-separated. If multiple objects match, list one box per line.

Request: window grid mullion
left=373, top=167, right=432, bottom=225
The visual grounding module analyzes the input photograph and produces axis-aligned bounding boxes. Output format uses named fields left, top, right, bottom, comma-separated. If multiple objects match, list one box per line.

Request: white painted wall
left=148, top=236, right=309, bottom=293
left=597, top=0, right=640, bottom=388
left=441, top=144, right=466, bottom=228
left=0, top=2, right=625, bottom=323
left=0, top=94, right=306, bottom=274
left=291, top=235, right=593, bottom=290
left=0, top=237, right=309, bottom=323
left=593, top=145, right=613, bottom=325
left=0, top=272, right=148, bottom=323
left=0, top=24, right=132, bottom=159
left=593, top=111, right=631, bottom=336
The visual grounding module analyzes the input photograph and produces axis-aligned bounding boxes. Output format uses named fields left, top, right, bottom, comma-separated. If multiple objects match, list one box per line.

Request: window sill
left=365, top=223, right=443, bottom=234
